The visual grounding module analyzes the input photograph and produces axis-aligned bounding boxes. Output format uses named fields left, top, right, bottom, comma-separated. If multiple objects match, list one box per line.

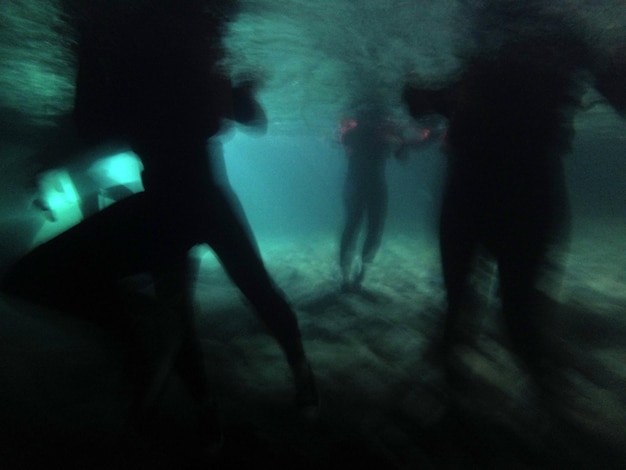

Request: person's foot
left=293, top=360, right=320, bottom=423
left=353, top=260, right=368, bottom=289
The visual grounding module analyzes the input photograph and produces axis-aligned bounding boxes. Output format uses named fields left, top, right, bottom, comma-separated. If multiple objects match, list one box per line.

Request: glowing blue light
left=39, top=169, right=80, bottom=211
left=87, top=151, right=143, bottom=187
left=31, top=152, right=143, bottom=246
left=31, top=169, right=82, bottom=246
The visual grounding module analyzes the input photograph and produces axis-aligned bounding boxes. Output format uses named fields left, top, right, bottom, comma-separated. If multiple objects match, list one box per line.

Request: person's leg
left=204, top=189, right=319, bottom=416
left=357, top=184, right=388, bottom=287
left=150, top=255, right=207, bottom=402
left=438, top=185, right=477, bottom=350
left=339, top=181, right=365, bottom=289
left=207, top=190, right=304, bottom=363
left=497, top=239, right=547, bottom=378
left=497, top=158, right=570, bottom=383
left=147, top=252, right=222, bottom=453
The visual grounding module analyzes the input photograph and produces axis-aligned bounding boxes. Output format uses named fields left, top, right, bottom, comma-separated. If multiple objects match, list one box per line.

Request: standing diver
left=2, top=0, right=319, bottom=459
left=339, top=104, right=438, bottom=291
left=403, top=3, right=626, bottom=401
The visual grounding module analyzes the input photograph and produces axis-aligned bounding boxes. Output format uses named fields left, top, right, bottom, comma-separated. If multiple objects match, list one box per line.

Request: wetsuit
left=339, top=116, right=399, bottom=288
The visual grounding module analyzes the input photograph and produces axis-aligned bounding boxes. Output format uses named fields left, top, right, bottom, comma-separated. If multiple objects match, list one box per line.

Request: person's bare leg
left=150, top=254, right=223, bottom=454
left=206, top=189, right=320, bottom=419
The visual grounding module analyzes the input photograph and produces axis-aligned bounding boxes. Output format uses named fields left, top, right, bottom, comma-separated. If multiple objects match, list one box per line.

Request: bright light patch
left=31, top=169, right=83, bottom=247
left=88, top=151, right=143, bottom=187
left=39, top=169, right=80, bottom=211
left=31, top=152, right=143, bottom=247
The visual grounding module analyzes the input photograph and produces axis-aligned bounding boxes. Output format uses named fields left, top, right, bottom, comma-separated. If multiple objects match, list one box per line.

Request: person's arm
left=402, top=84, right=458, bottom=120
left=384, top=125, right=410, bottom=161
left=593, top=46, right=626, bottom=117
left=231, top=80, right=268, bottom=134
left=391, top=124, right=447, bottom=161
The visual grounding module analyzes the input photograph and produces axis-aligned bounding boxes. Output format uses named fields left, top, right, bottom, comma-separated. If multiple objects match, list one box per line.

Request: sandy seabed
left=0, top=219, right=624, bottom=469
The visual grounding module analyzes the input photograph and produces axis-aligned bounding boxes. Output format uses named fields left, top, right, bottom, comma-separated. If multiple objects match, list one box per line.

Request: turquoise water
left=0, top=2, right=625, bottom=468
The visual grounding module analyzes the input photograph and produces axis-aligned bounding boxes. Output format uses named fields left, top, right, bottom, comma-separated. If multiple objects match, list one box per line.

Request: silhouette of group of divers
left=2, top=0, right=625, bottom=462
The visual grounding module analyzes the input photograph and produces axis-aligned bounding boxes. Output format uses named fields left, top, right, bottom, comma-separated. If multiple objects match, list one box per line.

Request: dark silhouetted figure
left=338, top=106, right=435, bottom=291
left=403, top=11, right=625, bottom=397
left=2, top=0, right=318, bottom=458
